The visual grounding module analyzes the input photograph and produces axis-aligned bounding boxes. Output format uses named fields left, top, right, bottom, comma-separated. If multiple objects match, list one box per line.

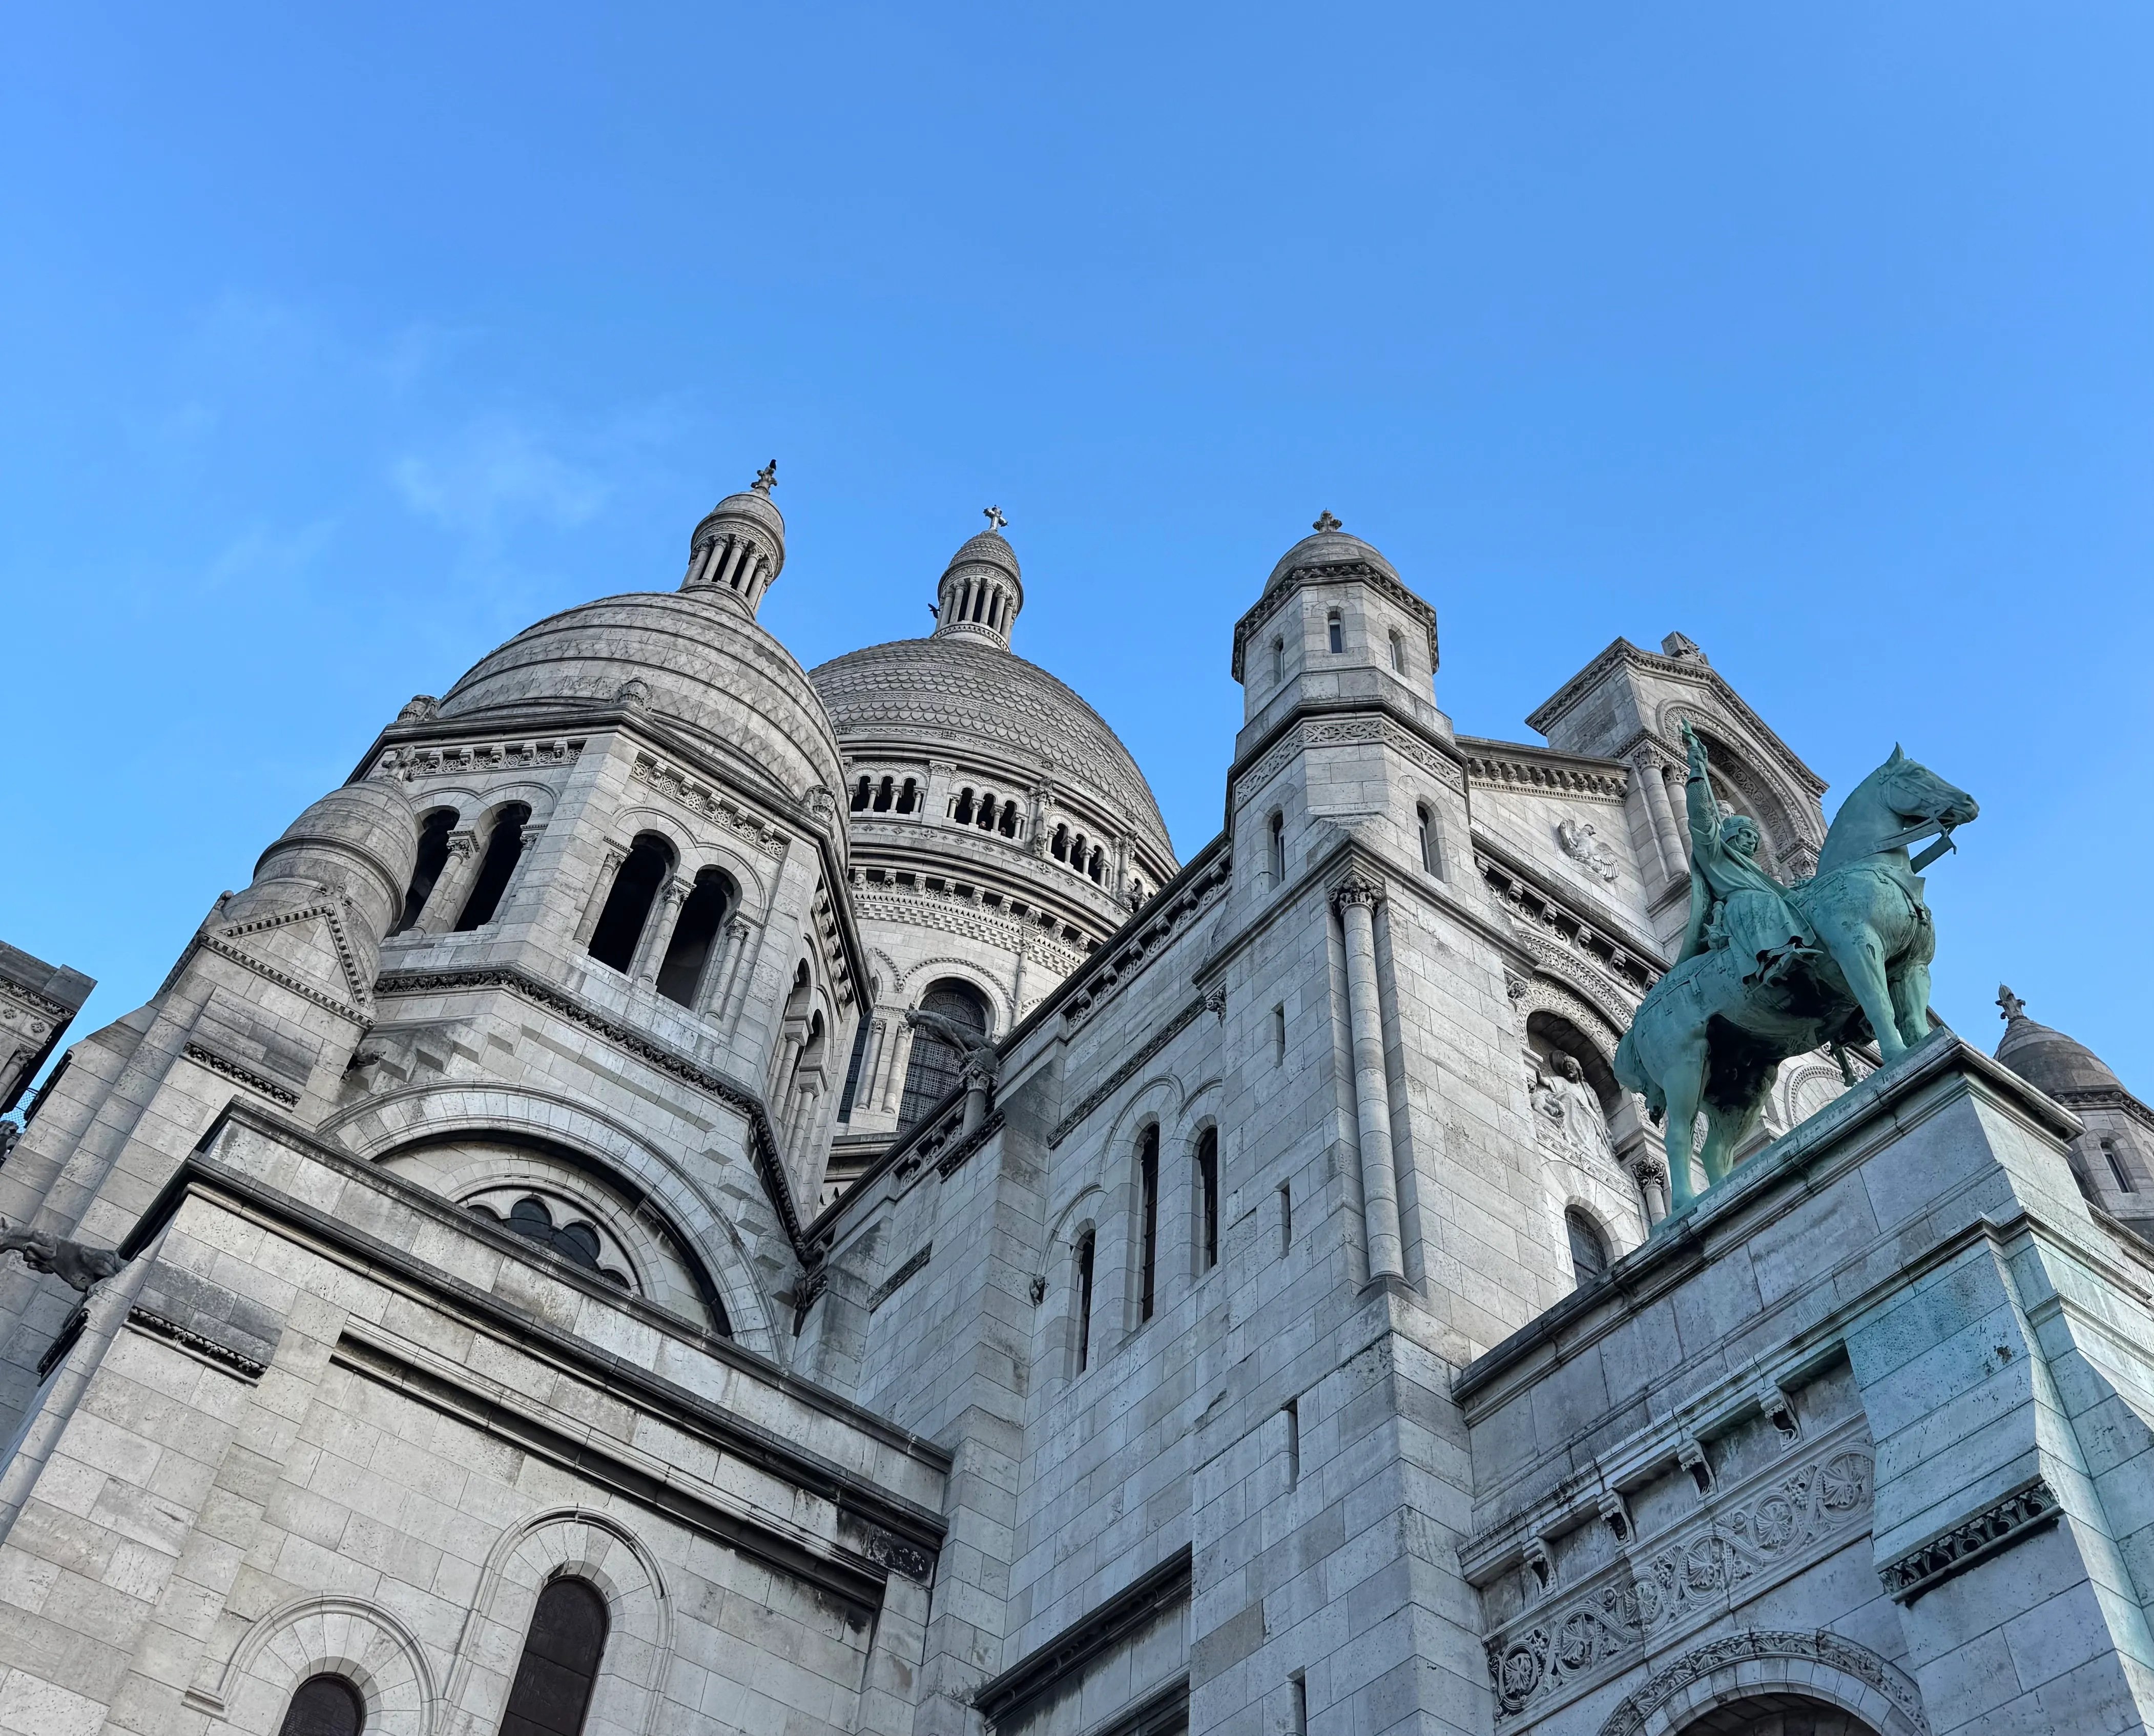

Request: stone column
left=1334, top=878, right=1406, bottom=1283
left=880, top=1024, right=916, bottom=1114
left=1634, top=751, right=1687, bottom=887
left=409, top=830, right=479, bottom=934
left=493, top=822, right=547, bottom=922
left=572, top=845, right=626, bottom=947
left=630, top=877, right=688, bottom=984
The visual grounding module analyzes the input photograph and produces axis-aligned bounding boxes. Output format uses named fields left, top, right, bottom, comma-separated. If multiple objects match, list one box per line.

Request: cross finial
left=1997, top=984, right=2027, bottom=1022
left=1313, top=510, right=1342, bottom=533
left=983, top=505, right=1007, bottom=533
left=752, top=459, right=777, bottom=495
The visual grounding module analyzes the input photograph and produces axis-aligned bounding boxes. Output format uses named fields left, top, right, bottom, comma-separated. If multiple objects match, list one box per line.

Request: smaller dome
left=932, top=511, right=1026, bottom=652
left=1264, top=514, right=1400, bottom=595
left=683, top=463, right=785, bottom=613
left=1994, top=985, right=2127, bottom=1099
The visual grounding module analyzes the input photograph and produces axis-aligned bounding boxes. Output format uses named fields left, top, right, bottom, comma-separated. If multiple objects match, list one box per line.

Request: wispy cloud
left=390, top=417, right=608, bottom=535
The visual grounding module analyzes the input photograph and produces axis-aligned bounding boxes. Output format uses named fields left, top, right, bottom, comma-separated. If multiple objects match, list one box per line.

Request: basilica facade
left=2, top=476, right=2153, bottom=1736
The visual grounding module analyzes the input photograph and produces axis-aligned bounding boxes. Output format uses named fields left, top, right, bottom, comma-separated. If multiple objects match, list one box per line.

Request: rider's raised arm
left=1680, top=723, right=1721, bottom=865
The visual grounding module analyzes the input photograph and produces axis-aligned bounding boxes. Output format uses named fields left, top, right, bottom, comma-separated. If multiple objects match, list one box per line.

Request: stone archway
left=1598, top=1630, right=1926, bottom=1736
left=1674, top=1693, right=1877, bottom=1734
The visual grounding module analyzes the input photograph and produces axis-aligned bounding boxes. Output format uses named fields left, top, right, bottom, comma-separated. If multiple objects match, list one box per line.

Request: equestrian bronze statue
left=1614, top=722, right=1978, bottom=1211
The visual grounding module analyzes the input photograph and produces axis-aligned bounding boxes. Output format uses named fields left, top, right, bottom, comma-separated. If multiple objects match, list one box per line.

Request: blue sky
left=4, top=5, right=2149, bottom=1086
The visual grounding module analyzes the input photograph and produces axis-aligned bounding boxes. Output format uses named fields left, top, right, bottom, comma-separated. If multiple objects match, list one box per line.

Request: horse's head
left=1878, top=745, right=1979, bottom=832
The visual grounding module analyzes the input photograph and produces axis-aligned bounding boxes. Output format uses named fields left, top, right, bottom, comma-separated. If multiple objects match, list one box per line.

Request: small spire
left=1313, top=510, right=1342, bottom=533
left=1998, top=984, right=2027, bottom=1022
left=751, top=459, right=778, bottom=495
left=983, top=505, right=1008, bottom=533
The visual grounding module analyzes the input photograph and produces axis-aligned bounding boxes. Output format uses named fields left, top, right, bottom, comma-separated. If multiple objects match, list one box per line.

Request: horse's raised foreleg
left=1809, top=888, right=1912, bottom=1065
left=1660, top=1034, right=1708, bottom=1210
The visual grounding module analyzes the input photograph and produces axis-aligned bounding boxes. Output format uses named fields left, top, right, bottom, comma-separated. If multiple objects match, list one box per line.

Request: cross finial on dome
left=1313, top=510, right=1342, bottom=532
left=1998, top=984, right=2027, bottom=1021
left=752, top=460, right=778, bottom=495
left=984, top=505, right=1007, bottom=533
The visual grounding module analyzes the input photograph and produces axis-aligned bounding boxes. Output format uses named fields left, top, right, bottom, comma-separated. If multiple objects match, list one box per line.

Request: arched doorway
left=1674, top=1696, right=1876, bottom=1735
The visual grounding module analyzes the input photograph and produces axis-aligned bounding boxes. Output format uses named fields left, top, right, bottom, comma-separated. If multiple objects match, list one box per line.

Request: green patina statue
left=1614, top=721, right=1978, bottom=1213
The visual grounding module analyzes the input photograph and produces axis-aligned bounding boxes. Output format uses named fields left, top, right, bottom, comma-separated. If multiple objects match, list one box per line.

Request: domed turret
left=681, top=461, right=786, bottom=615
left=1994, top=985, right=2154, bottom=1225
left=1259, top=509, right=1404, bottom=597
left=931, top=507, right=1025, bottom=652
left=1995, top=985, right=2131, bottom=1100
left=228, top=779, right=420, bottom=943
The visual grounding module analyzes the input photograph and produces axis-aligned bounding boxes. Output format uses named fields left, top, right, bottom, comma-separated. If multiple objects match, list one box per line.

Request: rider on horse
left=1676, top=720, right=1817, bottom=989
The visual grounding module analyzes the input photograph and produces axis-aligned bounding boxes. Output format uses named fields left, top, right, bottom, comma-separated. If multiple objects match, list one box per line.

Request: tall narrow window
left=898, top=980, right=989, bottom=1128
left=1327, top=611, right=1344, bottom=654
left=1278, top=1182, right=1293, bottom=1253
left=1195, top=1129, right=1219, bottom=1270
left=851, top=776, right=873, bottom=812
left=1052, top=825, right=1070, bottom=861
left=393, top=809, right=456, bottom=934
left=1268, top=812, right=1286, bottom=886
left=654, top=866, right=733, bottom=1006
left=2104, top=1139, right=2137, bottom=1193
left=897, top=778, right=918, bottom=814
left=454, top=803, right=531, bottom=931
left=1137, top=1127, right=1159, bottom=1323
left=1389, top=629, right=1406, bottom=673
left=586, top=834, right=672, bottom=973
left=1273, top=1004, right=1287, bottom=1066
left=1416, top=803, right=1443, bottom=878
left=873, top=776, right=895, bottom=812
left=1075, top=1231, right=1096, bottom=1372
left=952, top=788, right=976, bottom=825
left=499, top=1577, right=608, bottom=1736
left=1271, top=636, right=1285, bottom=683
left=277, top=1675, right=363, bottom=1736
left=1290, top=1673, right=1308, bottom=1736
left=1566, top=1209, right=1610, bottom=1288
left=1282, top=1397, right=1300, bottom=1486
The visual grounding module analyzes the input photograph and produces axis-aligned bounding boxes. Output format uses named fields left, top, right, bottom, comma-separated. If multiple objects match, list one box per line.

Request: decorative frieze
left=1599, top=1629, right=1928, bottom=1736
left=375, top=737, right=583, bottom=780
left=1234, top=713, right=1465, bottom=810
left=630, top=751, right=788, bottom=856
left=1879, top=1476, right=2060, bottom=1604
left=853, top=885, right=1088, bottom=981
left=1464, top=747, right=1629, bottom=803
left=1060, top=850, right=1232, bottom=1030
left=126, top=1305, right=270, bottom=1380
left=183, top=1042, right=303, bottom=1108
left=1484, top=1443, right=1873, bottom=1723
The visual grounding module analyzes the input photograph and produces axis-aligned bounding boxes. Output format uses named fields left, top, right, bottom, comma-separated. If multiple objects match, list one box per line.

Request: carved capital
left=1331, top=876, right=1384, bottom=916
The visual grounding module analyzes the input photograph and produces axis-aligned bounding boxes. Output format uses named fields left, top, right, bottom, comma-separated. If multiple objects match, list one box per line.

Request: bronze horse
left=1614, top=744, right=1978, bottom=1210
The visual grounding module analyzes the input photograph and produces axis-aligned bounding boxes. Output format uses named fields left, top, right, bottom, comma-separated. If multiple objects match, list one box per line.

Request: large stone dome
left=439, top=589, right=845, bottom=805
left=810, top=635, right=1172, bottom=861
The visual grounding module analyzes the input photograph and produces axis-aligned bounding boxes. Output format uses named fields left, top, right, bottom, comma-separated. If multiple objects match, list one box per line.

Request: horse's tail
left=1613, top=1022, right=1661, bottom=1116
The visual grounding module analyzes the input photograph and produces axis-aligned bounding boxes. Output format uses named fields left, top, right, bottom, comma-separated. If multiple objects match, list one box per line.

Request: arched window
left=873, top=776, right=895, bottom=812
left=898, top=979, right=989, bottom=1129
left=1327, top=611, right=1344, bottom=654
left=586, top=834, right=673, bottom=973
left=1052, top=825, right=1070, bottom=862
left=952, top=788, right=976, bottom=825
left=1088, top=849, right=1105, bottom=883
left=392, top=809, right=456, bottom=934
left=1194, top=1128, right=1218, bottom=1271
left=850, top=775, right=872, bottom=812
left=654, top=866, right=733, bottom=1006
left=277, top=1673, right=363, bottom=1736
left=1566, top=1208, right=1610, bottom=1288
left=1074, top=1230, right=1096, bottom=1373
left=454, top=803, right=531, bottom=932
left=1389, top=629, right=1406, bottom=674
left=1136, top=1126, right=1159, bottom=1324
left=837, top=1009, right=873, bottom=1122
left=1416, top=802, right=1443, bottom=878
left=1268, top=811, right=1286, bottom=886
left=977, top=794, right=998, bottom=832
left=499, top=1577, right=609, bottom=1736
left=999, top=803, right=1020, bottom=838
left=1271, top=637, right=1285, bottom=684
left=896, top=777, right=918, bottom=814
left=468, top=1195, right=633, bottom=1289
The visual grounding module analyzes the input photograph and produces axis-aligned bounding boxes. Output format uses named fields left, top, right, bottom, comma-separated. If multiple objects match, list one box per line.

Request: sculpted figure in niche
left=1552, top=1055, right=1615, bottom=1162
left=1556, top=816, right=1620, bottom=884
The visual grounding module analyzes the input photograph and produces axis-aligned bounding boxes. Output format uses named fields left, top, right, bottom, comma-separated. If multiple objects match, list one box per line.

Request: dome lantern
left=682, top=461, right=786, bottom=615
left=930, top=507, right=1025, bottom=652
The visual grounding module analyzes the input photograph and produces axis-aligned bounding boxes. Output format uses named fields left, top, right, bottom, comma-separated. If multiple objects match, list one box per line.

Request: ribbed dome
left=440, top=590, right=845, bottom=804
left=810, top=636, right=1172, bottom=861
left=1995, top=987, right=2128, bottom=1099
left=1264, top=526, right=1400, bottom=594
